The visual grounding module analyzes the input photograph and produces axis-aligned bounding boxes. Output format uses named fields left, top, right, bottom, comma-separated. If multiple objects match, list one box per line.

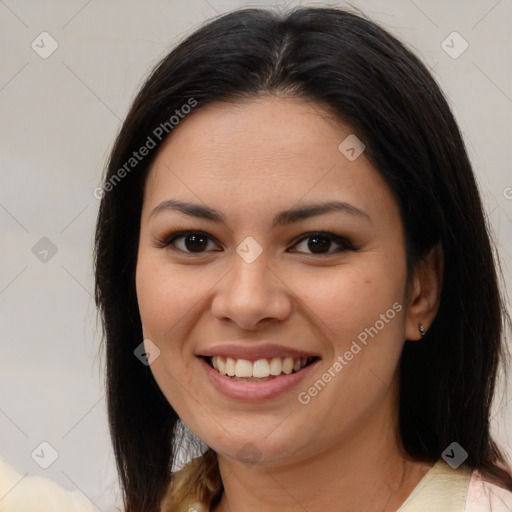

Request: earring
left=419, top=323, right=426, bottom=338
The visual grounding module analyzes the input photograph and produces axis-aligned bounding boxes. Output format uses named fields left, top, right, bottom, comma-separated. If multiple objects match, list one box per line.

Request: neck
left=212, top=377, right=433, bottom=512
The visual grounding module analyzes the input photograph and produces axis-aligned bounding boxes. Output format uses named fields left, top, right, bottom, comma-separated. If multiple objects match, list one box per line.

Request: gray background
left=1, top=0, right=511, bottom=510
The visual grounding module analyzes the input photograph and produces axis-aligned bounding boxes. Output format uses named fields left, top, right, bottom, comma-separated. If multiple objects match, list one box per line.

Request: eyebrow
left=149, top=199, right=372, bottom=227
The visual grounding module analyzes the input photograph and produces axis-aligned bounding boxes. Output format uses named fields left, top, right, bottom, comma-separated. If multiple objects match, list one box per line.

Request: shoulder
left=465, top=470, right=512, bottom=511
left=398, top=460, right=511, bottom=512
left=0, top=457, right=95, bottom=512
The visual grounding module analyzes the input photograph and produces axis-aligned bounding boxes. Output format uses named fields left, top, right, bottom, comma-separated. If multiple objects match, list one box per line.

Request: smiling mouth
left=202, top=355, right=320, bottom=381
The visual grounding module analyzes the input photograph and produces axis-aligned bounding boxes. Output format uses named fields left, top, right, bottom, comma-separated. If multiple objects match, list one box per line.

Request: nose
left=210, top=251, right=292, bottom=330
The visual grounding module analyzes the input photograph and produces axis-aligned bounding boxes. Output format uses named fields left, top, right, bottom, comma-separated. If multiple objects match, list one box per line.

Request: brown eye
left=180, top=233, right=209, bottom=252
left=292, top=232, right=357, bottom=255
left=155, top=230, right=357, bottom=256
left=156, top=231, right=219, bottom=253
left=304, top=235, right=331, bottom=254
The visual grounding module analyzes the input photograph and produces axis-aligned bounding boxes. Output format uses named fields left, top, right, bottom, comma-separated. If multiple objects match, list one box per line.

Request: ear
left=404, top=242, right=444, bottom=341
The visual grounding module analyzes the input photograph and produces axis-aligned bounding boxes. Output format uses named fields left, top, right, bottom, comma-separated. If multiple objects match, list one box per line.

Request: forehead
left=143, top=95, right=398, bottom=225
left=150, top=95, right=350, bottom=175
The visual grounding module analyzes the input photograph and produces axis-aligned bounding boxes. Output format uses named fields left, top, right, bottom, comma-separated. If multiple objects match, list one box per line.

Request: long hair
left=94, top=6, right=512, bottom=511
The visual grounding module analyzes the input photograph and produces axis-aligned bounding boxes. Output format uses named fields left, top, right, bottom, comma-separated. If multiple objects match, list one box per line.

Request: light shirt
left=3, top=456, right=512, bottom=511
left=0, top=458, right=95, bottom=512
left=398, top=459, right=512, bottom=512
left=171, top=459, right=512, bottom=512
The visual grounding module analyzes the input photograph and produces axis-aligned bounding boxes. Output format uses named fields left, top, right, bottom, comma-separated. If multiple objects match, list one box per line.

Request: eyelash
left=154, top=230, right=358, bottom=256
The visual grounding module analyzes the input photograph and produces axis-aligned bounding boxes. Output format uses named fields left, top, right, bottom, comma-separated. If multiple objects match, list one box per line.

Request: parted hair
left=94, top=6, right=512, bottom=512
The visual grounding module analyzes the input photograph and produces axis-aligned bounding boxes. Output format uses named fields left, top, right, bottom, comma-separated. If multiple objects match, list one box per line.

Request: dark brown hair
left=94, top=6, right=512, bottom=511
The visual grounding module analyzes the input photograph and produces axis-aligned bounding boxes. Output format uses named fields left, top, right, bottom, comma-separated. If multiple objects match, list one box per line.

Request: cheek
left=289, top=263, right=407, bottom=439
left=135, top=252, right=221, bottom=397
left=284, top=259, right=407, bottom=351
left=135, top=253, right=207, bottom=338
left=135, top=255, right=206, bottom=412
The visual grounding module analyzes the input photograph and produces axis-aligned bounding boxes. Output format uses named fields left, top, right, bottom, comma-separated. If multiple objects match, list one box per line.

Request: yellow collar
left=397, top=460, right=471, bottom=511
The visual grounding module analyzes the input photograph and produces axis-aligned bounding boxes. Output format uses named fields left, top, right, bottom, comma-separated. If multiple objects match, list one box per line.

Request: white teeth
left=253, top=359, right=270, bottom=378
left=235, top=359, right=253, bottom=377
left=217, top=357, right=226, bottom=375
left=225, top=357, right=236, bottom=376
left=282, top=357, right=294, bottom=375
left=269, top=357, right=282, bottom=376
left=210, top=355, right=310, bottom=378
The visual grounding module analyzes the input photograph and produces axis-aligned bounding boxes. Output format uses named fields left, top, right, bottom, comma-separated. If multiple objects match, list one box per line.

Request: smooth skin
left=135, top=95, right=443, bottom=512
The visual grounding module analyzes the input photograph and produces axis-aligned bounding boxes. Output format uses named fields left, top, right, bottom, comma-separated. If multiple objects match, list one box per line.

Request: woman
left=94, top=6, right=512, bottom=512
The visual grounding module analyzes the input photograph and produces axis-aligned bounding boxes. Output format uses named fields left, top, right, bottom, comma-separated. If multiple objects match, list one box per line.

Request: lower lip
left=198, top=357, right=320, bottom=401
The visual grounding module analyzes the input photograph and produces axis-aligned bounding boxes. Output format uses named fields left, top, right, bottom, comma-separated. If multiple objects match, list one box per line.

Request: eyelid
left=153, top=229, right=220, bottom=250
left=154, top=229, right=358, bottom=255
left=291, top=231, right=358, bottom=253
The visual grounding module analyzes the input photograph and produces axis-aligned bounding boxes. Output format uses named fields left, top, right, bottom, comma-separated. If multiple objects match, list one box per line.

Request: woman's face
left=136, top=96, right=415, bottom=467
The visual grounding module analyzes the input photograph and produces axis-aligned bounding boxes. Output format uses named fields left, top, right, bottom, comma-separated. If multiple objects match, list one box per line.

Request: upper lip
left=196, top=343, right=321, bottom=361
